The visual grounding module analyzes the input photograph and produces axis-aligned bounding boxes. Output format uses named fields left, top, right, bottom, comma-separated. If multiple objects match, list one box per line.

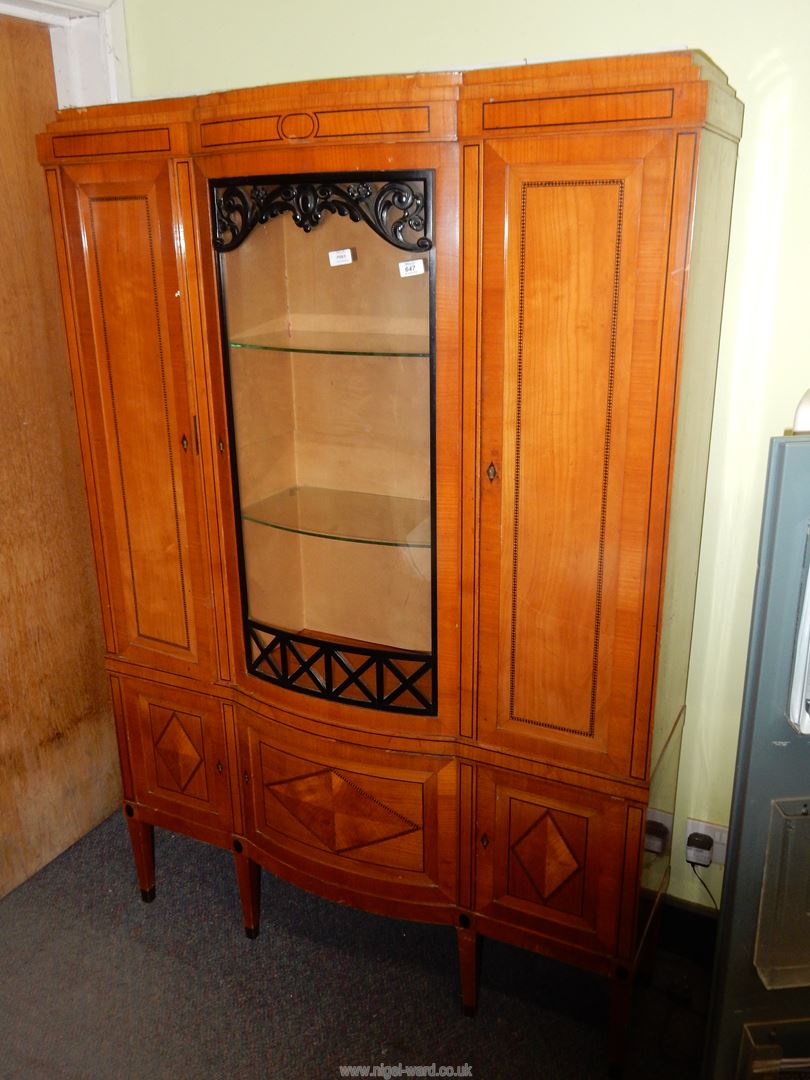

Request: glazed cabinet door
left=54, top=159, right=215, bottom=678
left=474, top=131, right=697, bottom=779
left=200, top=142, right=460, bottom=737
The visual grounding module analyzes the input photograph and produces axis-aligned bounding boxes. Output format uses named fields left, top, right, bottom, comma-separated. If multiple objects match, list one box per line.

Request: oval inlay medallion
left=280, top=112, right=316, bottom=140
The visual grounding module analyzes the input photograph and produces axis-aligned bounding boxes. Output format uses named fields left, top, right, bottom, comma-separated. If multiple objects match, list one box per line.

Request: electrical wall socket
left=645, top=808, right=674, bottom=854
left=685, top=818, right=728, bottom=866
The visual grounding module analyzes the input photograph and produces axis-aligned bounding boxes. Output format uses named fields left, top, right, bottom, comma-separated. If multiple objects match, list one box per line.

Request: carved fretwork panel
left=476, top=767, right=634, bottom=958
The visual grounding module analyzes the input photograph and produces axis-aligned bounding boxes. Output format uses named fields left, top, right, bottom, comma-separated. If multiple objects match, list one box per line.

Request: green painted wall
left=122, top=0, right=810, bottom=906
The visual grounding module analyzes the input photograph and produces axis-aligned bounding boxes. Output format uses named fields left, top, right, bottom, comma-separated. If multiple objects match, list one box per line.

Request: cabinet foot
left=233, top=849, right=261, bottom=938
left=456, top=925, right=480, bottom=1015
left=124, top=809, right=155, bottom=901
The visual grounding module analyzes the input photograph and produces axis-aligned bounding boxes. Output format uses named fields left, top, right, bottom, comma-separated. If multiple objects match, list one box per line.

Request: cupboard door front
left=117, top=676, right=233, bottom=835
left=237, top=705, right=458, bottom=918
left=474, top=767, right=638, bottom=962
left=475, top=130, right=693, bottom=779
left=58, top=160, right=214, bottom=678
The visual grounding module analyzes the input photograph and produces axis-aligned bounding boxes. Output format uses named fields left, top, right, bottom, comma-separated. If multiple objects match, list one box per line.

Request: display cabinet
left=37, top=52, right=742, bottom=1065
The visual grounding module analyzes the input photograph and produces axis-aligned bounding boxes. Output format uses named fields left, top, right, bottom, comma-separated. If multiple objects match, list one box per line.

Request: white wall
left=120, top=0, right=810, bottom=905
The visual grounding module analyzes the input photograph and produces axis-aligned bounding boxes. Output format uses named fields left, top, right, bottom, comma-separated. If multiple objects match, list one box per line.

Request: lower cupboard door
left=475, top=767, right=643, bottom=960
left=115, top=676, right=233, bottom=836
left=238, top=707, right=457, bottom=915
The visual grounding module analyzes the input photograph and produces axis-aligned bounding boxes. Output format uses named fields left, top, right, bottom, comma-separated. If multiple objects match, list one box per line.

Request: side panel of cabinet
left=237, top=705, right=457, bottom=917
left=475, top=130, right=695, bottom=779
left=115, top=675, right=233, bottom=834
left=474, top=766, right=640, bottom=961
left=56, top=159, right=214, bottom=677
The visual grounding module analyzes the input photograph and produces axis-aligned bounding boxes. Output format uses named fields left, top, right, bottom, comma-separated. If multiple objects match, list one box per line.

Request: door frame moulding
left=0, top=0, right=131, bottom=106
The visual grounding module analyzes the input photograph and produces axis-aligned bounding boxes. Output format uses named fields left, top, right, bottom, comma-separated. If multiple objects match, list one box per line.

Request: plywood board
left=0, top=16, right=118, bottom=899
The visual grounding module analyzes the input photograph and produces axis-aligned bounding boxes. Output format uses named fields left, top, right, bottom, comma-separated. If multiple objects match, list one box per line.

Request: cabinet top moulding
left=36, top=50, right=742, bottom=165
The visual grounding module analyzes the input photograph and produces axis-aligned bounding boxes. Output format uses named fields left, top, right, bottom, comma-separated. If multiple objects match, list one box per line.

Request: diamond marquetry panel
left=258, top=743, right=425, bottom=872
left=149, top=705, right=208, bottom=802
left=266, top=769, right=420, bottom=853
left=512, top=812, right=579, bottom=898
left=506, top=797, right=588, bottom=917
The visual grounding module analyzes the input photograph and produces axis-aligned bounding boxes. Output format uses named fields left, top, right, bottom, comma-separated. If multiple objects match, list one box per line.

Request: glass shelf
left=241, top=486, right=431, bottom=548
left=230, top=329, right=430, bottom=358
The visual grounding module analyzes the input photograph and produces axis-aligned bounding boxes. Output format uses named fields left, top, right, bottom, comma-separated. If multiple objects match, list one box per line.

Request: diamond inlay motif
left=154, top=712, right=203, bottom=792
left=265, top=768, right=420, bottom=853
left=512, top=810, right=580, bottom=900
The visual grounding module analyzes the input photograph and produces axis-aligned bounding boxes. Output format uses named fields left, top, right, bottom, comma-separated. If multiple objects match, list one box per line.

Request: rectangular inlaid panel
left=481, top=89, right=674, bottom=132
left=199, top=115, right=281, bottom=148
left=258, top=743, right=425, bottom=873
left=53, top=128, right=172, bottom=158
left=88, top=195, right=190, bottom=649
left=315, top=106, right=431, bottom=138
left=504, top=179, right=624, bottom=735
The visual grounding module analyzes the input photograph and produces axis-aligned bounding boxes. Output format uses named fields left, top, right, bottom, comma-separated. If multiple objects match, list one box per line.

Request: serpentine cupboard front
left=37, top=51, right=742, bottom=1062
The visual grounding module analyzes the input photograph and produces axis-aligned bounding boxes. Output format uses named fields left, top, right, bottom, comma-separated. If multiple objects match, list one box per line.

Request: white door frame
left=0, top=0, right=131, bottom=106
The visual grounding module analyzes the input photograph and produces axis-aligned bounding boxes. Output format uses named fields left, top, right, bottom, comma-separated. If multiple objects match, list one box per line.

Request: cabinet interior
left=218, top=188, right=434, bottom=655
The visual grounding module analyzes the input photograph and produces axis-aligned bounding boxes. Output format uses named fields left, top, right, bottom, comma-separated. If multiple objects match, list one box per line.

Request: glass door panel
left=213, top=175, right=435, bottom=713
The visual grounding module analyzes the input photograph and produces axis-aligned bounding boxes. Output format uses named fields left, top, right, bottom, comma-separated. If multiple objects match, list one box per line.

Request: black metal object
left=247, top=619, right=436, bottom=714
left=213, top=178, right=432, bottom=253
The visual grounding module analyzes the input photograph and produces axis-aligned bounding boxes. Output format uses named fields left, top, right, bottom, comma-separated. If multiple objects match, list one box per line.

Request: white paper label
left=398, top=258, right=425, bottom=278
left=328, top=248, right=354, bottom=267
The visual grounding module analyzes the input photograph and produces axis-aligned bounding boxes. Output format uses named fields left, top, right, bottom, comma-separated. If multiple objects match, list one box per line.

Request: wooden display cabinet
left=37, top=52, right=742, bottom=1065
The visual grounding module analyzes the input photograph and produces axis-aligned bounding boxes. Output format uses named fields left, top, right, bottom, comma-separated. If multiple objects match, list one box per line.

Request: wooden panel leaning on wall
left=35, top=52, right=742, bottom=1066
left=0, top=15, right=118, bottom=899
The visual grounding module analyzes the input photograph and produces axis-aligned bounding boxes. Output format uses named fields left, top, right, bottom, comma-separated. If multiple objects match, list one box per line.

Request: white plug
left=686, top=831, right=713, bottom=867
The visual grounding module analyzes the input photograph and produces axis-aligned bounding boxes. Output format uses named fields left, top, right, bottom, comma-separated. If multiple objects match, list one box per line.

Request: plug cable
left=690, top=862, right=719, bottom=911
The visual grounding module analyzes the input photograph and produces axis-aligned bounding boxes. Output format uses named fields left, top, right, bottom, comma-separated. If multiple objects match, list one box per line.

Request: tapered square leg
left=456, top=925, right=480, bottom=1016
left=233, top=851, right=261, bottom=938
left=124, top=810, right=155, bottom=902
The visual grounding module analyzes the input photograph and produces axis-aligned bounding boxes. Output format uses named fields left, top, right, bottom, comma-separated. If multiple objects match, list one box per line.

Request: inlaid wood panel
left=475, top=767, right=632, bottom=958
left=120, top=677, right=232, bottom=831
left=238, top=706, right=457, bottom=904
left=57, top=160, right=214, bottom=677
left=475, top=130, right=692, bottom=780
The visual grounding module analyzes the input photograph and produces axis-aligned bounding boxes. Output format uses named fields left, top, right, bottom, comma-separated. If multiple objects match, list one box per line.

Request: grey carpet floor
left=0, top=814, right=709, bottom=1079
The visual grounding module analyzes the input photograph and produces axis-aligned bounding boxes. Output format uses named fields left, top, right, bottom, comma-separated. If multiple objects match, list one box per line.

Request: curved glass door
left=213, top=174, right=435, bottom=713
